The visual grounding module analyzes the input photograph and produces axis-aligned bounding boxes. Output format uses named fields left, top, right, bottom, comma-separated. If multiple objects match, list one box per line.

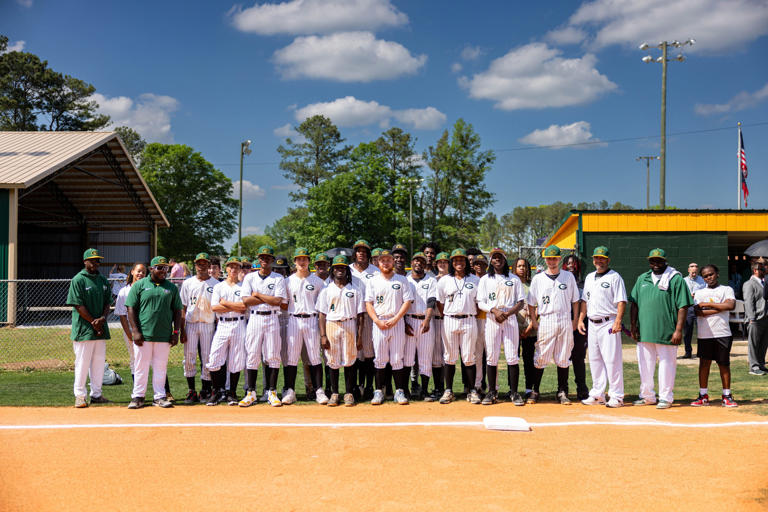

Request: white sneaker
left=315, top=388, right=329, bottom=405
left=281, top=388, right=296, bottom=405
left=581, top=395, right=606, bottom=405
left=394, top=389, right=409, bottom=405
left=267, top=390, right=282, bottom=407
left=606, top=397, right=624, bottom=408
left=238, top=390, right=257, bottom=407
left=371, top=389, right=385, bottom=405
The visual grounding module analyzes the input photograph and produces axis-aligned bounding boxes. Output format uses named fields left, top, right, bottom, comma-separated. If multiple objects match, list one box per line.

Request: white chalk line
left=1, top=419, right=768, bottom=431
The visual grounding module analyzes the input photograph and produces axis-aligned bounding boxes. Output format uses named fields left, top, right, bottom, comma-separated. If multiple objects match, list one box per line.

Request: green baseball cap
left=194, top=252, right=210, bottom=262
left=332, top=254, right=350, bottom=266
left=225, top=256, right=242, bottom=266
left=378, top=249, right=393, bottom=258
left=412, top=251, right=427, bottom=262
left=473, top=254, right=488, bottom=265
left=391, top=243, right=408, bottom=256
left=450, top=248, right=467, bottom=260
left=647, top=248, right=667, bottom=260
left=240, top=256, right=253, bottom=268
left=371, top=248, right=383, bottom=257
left=489, top=247, right=507, bottom=259
left=353, top=239, right=371, bottom=251
left=151, top=256, right=169, bottom=267
left=293, top=247, right=310, bottom=259
left=83, top=248, right=104, bottom=260
left=592, top=246, right=610, bottom=258
left=257, top=245, right=275, bottom=257
left=314, top=252, right=330, bottom=264
left=542, top=245, right=561, bottom=258
left=435, top=251, right=450, bottom=262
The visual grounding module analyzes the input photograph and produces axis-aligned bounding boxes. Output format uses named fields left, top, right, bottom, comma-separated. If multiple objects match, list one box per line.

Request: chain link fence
left=0, top=278, right=189, bottom=370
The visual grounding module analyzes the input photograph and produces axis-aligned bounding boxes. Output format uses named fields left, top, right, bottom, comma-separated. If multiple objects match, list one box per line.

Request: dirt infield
left=1, top=404, right=767, bottom=511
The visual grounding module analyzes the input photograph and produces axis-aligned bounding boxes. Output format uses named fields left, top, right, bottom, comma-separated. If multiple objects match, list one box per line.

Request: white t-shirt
left=477, top=273, right=525, bottom=312
left=693, top=285, right=735, bottom=339
left=317, top=280, right=365, bottom=321
left=212, top=280, right=244, bottom=320
left=286, top=273, right=325, bottom=314
left=241, top=271, right=288, bottom=313
left=180, top=276, right=219, bottom=323
left=527, top=270, right=579, bottom=316
left=406, top=273, right=437, bottom=315
left=114, top=283, right=131, bottom=316
left=583, top=269, right=627, bottom=318
left=436, top=273, right=480, bottom=316
left=365, top=273, right=414, bottom=317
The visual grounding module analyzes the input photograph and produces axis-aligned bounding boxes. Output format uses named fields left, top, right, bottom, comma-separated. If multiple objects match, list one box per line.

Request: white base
left=483, top=416, right=531, bottom=432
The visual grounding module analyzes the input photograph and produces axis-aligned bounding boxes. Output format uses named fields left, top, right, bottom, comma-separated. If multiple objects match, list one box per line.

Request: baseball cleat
left=343, top=393, right=355, bottom=407
left=238, top=391, right=257, bottom=407
left=423, top=390, right=439, bottom=402
left=722, top=394, right=738, bottom=408
left=267, top=390, right=282, bottom=407
left=690, top=393, right=709, bottom=407
left=468, top=389, right=482, bottom=405
left=165, top=393, right=175, bottom=403
left=199, top=388, right=212, bottom=402
left=633, top=398, right=657, bottom=406
left=394, top=389, right=409, bottom=405
left=281, top=388, right=297, bottom=405
left=327, top=393, right=340, bottom=407
left=226, top=393, right=239, bottom=406
left=581, top=395, right=606, bottom=406
left=606, top=398, right=624, bottom=408
left=90, top=395, right=110, bottom=405
left=153, top=397, right=173, bottom=408
left=315, top=388, right=330, bottom=405
left=655, top=399, right=672, bottom=409
left=127, top=397, right=144, bottom=409
left=526, top=391, right=539, bottom=404
left=258, top=390, right=270, bottom=403
left=74, top=395, right=88, bottom=408
left=557, top=390, right=571, bottom=405
left=481, top=391, right=497, bottom=405
left=438, top=389, right=455, bottom=404
left=184, top=390, right=200, bottom=404
left=371, top=389, right=385, bottom=405
left=511, top=392, right=525, bottom=406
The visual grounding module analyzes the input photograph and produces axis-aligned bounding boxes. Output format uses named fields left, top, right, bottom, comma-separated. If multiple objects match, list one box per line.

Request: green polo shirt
left=66, top=268, right=111, bottom=342
left=125, top=276, right=182, bottom=342
left=629, top=270, right=692, bottom=345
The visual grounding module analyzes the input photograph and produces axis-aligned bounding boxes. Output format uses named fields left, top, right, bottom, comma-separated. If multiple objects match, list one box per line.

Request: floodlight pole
left=659, top=41, right=668, bottom=209
left=238, top=140, right=251, bottom=257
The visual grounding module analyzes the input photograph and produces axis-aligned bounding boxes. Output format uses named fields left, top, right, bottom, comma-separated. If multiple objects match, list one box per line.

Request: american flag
left=740, top=128, right=749, bottom=207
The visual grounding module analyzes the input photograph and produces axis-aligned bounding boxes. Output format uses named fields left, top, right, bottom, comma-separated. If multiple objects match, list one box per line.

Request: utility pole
left=636, top=156, right=658, bottom=209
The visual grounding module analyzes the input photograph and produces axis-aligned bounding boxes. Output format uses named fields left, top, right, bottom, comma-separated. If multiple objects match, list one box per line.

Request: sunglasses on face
left=154, top=265, right=169, bottom=271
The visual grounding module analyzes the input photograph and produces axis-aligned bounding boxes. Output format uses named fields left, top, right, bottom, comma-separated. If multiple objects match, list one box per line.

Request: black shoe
left=423, top=390, right=439, bottom=402
left=526, top=391, right=539, bottom=404
left=199, top=388, right=212, bottom=401
left=184, top=390, right=200, bottom=404
left=226, top=393, right=239, bottom=406
left=511, top=392, right=525, bottom=406
left=481, top=391, right=497, bottom=405
left=127, top=397, right=144, bottom=409
left=411, top=382, right=422, bottom=397
left=90, top=395, right=110, bottom=405
left=363, top=387, right=374, bottom=401
left=576, top=388, right=590, bottom=401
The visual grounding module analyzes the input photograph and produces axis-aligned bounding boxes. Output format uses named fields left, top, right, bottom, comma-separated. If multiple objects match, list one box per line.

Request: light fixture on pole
left=401, top=177, right=423, bottom=256
left=636, top=156, right=659, bottom=209
left=238, top=139, right=252, bottom=257
left=639, top=38, right=694, bottom=209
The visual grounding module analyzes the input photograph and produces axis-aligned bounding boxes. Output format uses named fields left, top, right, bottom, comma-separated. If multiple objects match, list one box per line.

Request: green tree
left=139, top=143, right=238, bottom=259
left=231, top=234, right=277, bottom=258
left=114, top=126, right=146, bottom=163
left=478, top=212, right=502, bottom=250
left=277, top=115, right=351, bottom=201
left=265, top=207, right=308, bottom=257
left=0, top=47, right=46, bottom=130
left=39, top=73, right=109, bottom=131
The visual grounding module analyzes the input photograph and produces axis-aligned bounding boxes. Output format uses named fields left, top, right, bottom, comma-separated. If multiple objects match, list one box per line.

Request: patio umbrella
left=744, top=239, right=768, bottom=259
left=325, top=247, right=354, bottom=258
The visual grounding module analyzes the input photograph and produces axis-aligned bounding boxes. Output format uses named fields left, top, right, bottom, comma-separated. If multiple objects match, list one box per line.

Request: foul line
left=2, top=419, right=768, bottom=431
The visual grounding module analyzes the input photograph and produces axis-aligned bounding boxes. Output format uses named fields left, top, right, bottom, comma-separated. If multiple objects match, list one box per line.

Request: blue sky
left=3, top=0, right=768, bottom=250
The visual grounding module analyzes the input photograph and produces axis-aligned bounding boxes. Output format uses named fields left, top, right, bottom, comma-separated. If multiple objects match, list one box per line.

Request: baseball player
left=526, top=245, right=580, bottom=405
left=371, top=248, right=382, bottom=269
left=317, top=255, right=365, bottom=406
left=392, top=243, right=411, bottom=396
left=365, top=249, right=414, bottom=405
left=238, top=245, right=288, bottom=407
left=179, top=252, right=219, bottom=404
left=576, top=246, right=627, bottom=408
left=477, top=248, right=526, bottom=405
left=471, top=253, right=489, bottom=393
left=424, top=251, right=451, bottom=401
left=206, top=257, right=247, bottom=406
left=421, top=242, right=440, bottom=277
left=351, top=239, right=380, bottom=400
left=314, top=252, right=331, bottom=283
left=271, top=255, right=292, bottom=400
left=283, top=247, right=328, bottom=404
left=435, top=249, right=481, bottom=404
left=406, top=251, right=437, bottom=400
left=67, top=248, right=112, bottom=407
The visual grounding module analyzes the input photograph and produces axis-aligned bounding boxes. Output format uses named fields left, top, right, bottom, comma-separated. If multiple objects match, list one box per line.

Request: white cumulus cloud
left=461, top=45, right=483, bottom=61
left=555, top=0, right=768, bottom=53
left=243, top=225, right=264, bottom=235
left=230, top=0, right=407, bottom=35
left=451, top=62, right=463, bottom=73
left=695, top=82, right=768, bottom=116
left=461, top=43, right=616, bottom=110
left=519, top=121, right=602, bottom=149
left=93, top=92, right=179, bottom=143
left=231, top=180, right=266, bottom=200
left=274, top=31, right=426, bottom=82
left=293, top=96, right=445, bottom=130
left=3, top=40, right=26, bottom=52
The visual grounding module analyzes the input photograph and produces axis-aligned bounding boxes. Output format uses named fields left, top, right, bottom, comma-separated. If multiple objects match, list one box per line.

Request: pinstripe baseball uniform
left=351, top=263, right=379, bottom=360
left=478, top=273, right=526, bottom=365
left=317, top=281, right=365, bottom=369
left=180, top=276, right=219, bottom=380
left=583, top=269, right=627, bottom=400
left=406, top=273, right=437, bottom=377
left=207, top=280, right=247, bottom=373
left=241, top=271, right=288, bottom=370
left=285, top=273, right=325, bottom=366
left=527, top=270, right=580, bottom=368
left=436, top=274, right=480, bottom=365
left=365, top=273, right=414, bottom=370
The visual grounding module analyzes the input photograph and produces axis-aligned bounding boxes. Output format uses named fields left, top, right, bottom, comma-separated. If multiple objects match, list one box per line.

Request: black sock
left=466, top=364, right=477, bottom=392
left=445, top=364, right=456, bottom=392
left=420, top=374, right=429, bottom=395
left=557, top=366, right=569, bottom=393
left=460, top=361, right=468, bottom=388
left=228, top=372, right=240, bottom=395
left=284, top=365, right=298, bottom=390
left=354, top=359, right=363, bottom=387
left=246, top=369, right=258, bottom=391
left=384, top=364, right=393, bottom=394
left=165, top=375, right=171, bottom=394
left=325, top=364, right=332, bottom=391
left=311, top=364, right=323, bottom=391
left=533, top=367, right=544, bottom=392
left=201, top=379, right=211, bottom=391
left=393, top=368, right=408, bottom=391
left=487, top=364, right=497, bottom=393
left=375, top=368, right=386, bottom=391
left=344, top=366, right=355, bottom=395
left=330, top=368, right=340, bottom=394
left=186, top=376, right=196, bottom=391
left=365, top=358, right=375, bottom=389
left=508, top=364, right=519, bottom=394
left=433, top=366, right=444, bottom=393
left=268, top=366, right=279, bottom=391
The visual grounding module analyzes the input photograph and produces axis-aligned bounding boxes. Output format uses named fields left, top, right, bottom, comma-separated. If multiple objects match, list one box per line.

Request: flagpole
left=737, top=122, right=742, bottom=210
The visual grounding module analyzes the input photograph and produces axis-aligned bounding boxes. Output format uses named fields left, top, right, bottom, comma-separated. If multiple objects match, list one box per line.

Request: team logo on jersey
left=306, top=284, right=315, bottom=291
left=422, top=284, right=430, bottom=289
left=585, top=291, right=590, bottom=300
left=235, top=291, right=241, bottom=296
left=366, top=273, right=374, bottom=279
left=345, top=291, right=355, bottom=298
left=267, top=284, right=275, bottom=290
left=207, top=287, right=214, bottom=293
left=600, top=282, right=610, bottom=289
left=103, top=285, right=107, bottom=291
left=392, top=284, right=401, bottom=290
left=504, top=281, right=514, bottom=286
left=558, top=283, right=567, bottom=290
left=163, top=289, right=170, bottom=294
left=465, top=283, right=474, bottom=289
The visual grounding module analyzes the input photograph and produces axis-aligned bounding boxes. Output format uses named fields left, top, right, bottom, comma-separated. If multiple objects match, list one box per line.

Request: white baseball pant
left=183, top=322, right=215, bottom=380
left=637, top=341, right=677, bottom=403
left=432, top=318, right=445, bottom=367
left=324, top=319, right=357, bottom=369
left=286, top=315, right=322, bottom=366
left=372, top=316, right=407, bottom=370
left=121, top=332, right=135, bottom=373
left=442, top=316, right=477, bottom=365
left=485, top=316, right=520, bottom=366
left=357, top=315, right=375, bottom=360
left=246, top=313, right=281, bottom=369
left=132, top=341, right=171, bottom=400
left=534, top=313, right=574, bottom=369
left=73, top=339, right=106, bottom=398
left=587, top=318, right=624, bottom=400
left=407, top=316, right=434, bottom=377
left=207, top=319, right=247, bottom=373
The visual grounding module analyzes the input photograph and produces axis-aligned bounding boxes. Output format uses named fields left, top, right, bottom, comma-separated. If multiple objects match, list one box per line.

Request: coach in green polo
left=125, top=256, right=183, bottom=409
left=66, top=248, right=112, bottom=408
